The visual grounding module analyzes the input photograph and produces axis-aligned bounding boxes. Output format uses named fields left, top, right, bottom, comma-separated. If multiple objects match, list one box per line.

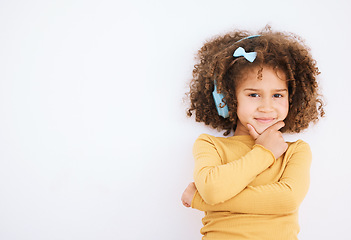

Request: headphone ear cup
left=212, top=81, right=229, bottom=118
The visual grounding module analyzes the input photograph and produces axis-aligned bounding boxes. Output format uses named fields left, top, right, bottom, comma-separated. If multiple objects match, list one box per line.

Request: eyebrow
left=243, top=88, right=288, bottom=92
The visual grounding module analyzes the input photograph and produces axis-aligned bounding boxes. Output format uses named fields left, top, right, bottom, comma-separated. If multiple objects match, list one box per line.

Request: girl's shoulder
left=193, top=133, right=227, bottom=148
left=287, top=139, right=310, bottom=147
left=286, top=139, right=311, bottom=155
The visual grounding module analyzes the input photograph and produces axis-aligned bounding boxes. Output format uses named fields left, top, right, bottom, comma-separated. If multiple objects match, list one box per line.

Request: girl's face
left=234, top=66, right=289, bottom=136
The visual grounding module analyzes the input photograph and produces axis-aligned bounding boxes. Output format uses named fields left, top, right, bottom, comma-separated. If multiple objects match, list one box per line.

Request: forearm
left=194, top=144, right=275, bottom=205
left=192, top=181, right=308, bottom=214
left=192, top=140, right=312, bottom=214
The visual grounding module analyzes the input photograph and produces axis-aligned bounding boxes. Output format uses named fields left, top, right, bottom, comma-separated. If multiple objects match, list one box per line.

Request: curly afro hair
left=186, top=26, right=325, bottom=136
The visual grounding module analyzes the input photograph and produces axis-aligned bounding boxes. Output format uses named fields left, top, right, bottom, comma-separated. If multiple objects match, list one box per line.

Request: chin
left=256, top=128, right=267, bottom=135
left=253, top=124, right=275, bottom=134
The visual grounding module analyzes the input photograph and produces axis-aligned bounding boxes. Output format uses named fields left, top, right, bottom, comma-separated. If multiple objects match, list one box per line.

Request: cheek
left=237, top=96, right=256, bottom=111
left=279, top=99, right=289, bottom=117
left=236, top=101, right=256, bottom=124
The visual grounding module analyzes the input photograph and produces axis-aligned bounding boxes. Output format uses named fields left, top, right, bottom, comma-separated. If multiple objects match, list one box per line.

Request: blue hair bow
left=212, top=81, right=229, bottom=118
left=233, top=47, right=257, bottom=63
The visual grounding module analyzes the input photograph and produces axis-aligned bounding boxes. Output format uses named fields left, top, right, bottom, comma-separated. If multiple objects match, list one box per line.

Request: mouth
left=254, top=118, right=276, bottom=124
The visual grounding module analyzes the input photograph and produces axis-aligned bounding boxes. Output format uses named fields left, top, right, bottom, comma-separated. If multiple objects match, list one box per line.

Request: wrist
left=253, top=144, right=276, bottom=166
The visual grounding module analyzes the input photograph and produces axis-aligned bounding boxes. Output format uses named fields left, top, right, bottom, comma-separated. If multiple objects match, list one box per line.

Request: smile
left=254, top=118, right=275, bottom=124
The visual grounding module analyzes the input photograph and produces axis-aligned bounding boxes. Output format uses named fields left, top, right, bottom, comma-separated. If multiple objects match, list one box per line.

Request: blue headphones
left=212, top=35, right=260, bottom=118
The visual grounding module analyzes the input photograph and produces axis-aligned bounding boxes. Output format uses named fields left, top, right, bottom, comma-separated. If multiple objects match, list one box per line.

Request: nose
left=257, top=97, right=274, bottom=112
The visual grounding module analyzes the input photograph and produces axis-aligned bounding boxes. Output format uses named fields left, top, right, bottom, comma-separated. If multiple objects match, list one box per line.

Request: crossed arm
left=190, top=135, right=276, bottom=205
left=182, top=140, right=311, bottom=215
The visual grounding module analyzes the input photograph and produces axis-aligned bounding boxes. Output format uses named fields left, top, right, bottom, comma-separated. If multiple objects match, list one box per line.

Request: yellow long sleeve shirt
left=191, top=134, right=312, bottom=240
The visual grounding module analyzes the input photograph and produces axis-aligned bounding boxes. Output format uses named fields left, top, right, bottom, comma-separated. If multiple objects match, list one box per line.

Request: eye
left=249, top=93, right=260, bottom=98
left=273, top=94, right=283, bottom=98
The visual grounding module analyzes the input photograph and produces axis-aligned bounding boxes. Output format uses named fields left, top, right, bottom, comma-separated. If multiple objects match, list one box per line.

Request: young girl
left=181, top=26, right=324, bottom=240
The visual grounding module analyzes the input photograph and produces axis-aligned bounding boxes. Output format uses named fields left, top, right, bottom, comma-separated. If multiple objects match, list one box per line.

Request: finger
left=182, top=199, right=190, bottom=208
left=268, top=121, right=285, bottom=131
left=247, top=124, right=260, bottom=139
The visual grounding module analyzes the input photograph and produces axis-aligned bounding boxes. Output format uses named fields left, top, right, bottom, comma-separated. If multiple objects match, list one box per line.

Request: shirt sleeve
left=193, top=134, right=276, bottom=205
left=192, top=140, right=312, bottom=214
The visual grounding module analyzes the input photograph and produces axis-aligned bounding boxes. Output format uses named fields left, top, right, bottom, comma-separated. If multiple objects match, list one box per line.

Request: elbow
left=283, top=196, right=300, bottom=213
left=288, top=192, right=306, bottom=212
left=284, top=183, right=308, bottom=213
left=278, top=189, right=302, bottom=214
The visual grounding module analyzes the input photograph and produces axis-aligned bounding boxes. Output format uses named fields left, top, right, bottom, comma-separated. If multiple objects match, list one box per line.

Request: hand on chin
left=250, top=121, right=278, bottom=135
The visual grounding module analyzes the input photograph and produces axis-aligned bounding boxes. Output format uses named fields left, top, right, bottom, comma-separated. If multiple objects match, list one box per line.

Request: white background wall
left=0, top=0, right=350, bottom=239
